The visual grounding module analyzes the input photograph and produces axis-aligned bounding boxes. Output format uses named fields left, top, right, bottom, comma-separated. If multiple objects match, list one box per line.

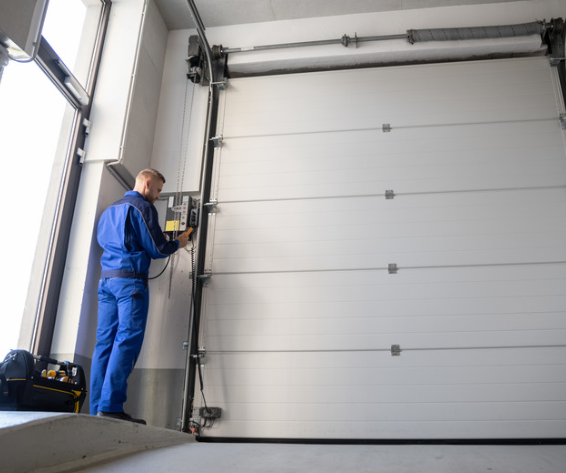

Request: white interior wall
left=51, top=0, right=169, bottom=361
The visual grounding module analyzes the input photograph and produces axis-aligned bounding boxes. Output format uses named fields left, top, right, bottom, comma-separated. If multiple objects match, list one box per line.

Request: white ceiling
left=154, top=0, right=524, bottom=31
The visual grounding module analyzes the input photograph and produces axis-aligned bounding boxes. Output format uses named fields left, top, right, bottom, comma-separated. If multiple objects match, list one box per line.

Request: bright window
left=0, top=60, right=71, bottom=356
left=0, top=0, right=106, bottom=357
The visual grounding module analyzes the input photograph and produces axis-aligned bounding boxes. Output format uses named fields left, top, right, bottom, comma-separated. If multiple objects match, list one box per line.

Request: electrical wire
left=148, top=255, right=171, bottom=280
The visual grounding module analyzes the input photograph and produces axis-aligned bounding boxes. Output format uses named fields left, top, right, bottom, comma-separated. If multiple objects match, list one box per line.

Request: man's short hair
left=136, top=168, right=166, bottom=184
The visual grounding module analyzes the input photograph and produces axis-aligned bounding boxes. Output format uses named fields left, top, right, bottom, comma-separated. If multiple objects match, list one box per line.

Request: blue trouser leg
left=90, top=277, right=149, bottom=414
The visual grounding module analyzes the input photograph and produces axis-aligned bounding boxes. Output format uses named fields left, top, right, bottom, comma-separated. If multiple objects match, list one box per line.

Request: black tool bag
left=0, top=349, right=87, bottom=413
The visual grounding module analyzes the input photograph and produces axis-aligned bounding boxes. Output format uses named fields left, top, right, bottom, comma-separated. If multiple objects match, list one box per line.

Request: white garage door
left=197, top=57, right=566, bottom=440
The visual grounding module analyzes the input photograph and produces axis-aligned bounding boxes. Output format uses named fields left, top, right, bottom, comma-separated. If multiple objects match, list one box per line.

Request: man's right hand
left=176, top=228, right=192, bottom=249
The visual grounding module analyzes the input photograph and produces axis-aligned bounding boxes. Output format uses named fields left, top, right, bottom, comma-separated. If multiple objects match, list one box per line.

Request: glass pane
left=42, top=0, right=103, bottom=87
left=0, top=60, right=74, bottom=356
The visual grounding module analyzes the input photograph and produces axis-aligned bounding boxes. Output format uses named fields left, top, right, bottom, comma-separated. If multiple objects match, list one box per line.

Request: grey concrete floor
left=1, top=413, right=565, bottom=473
left=76, top=442, right=566, bottom=473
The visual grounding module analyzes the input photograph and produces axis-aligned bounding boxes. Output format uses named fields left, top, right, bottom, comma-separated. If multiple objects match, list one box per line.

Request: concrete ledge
left=0, top=412, right=194, bottom=473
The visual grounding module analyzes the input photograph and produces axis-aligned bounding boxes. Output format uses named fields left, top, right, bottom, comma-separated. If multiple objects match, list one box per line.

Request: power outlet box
left=199, top=407, right=222, bottom=419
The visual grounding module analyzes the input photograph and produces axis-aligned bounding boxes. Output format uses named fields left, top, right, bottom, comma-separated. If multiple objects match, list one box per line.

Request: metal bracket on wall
left=391, top=344, right=402, bottom=356
left=388, top=263, right=398, bottom=274
left=382, top=123, right=391, bottom=132
left=560, top=113, right=566, bottom=130
left=385, top=190, right=395, bottom=199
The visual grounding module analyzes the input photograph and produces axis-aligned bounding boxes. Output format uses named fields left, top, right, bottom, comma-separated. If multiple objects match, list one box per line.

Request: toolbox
left=0, top=349, right=87, bottom=413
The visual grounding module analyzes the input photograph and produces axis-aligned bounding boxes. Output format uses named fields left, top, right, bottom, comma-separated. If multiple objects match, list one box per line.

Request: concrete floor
left=1, top=413, right=565, bottom=473
left=78, top=442, right=566, bottom=473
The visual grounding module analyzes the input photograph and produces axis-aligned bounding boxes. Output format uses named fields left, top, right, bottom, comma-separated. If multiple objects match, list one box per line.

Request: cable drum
left=407, top=21, right=546, bottom=44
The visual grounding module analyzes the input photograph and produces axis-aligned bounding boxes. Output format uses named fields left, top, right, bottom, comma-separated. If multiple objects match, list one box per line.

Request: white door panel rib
left=197, top=348, right=566, bottom=439
left=197, top=57, right=566, bottom=440
left=217, top=122, right=565, bottom=201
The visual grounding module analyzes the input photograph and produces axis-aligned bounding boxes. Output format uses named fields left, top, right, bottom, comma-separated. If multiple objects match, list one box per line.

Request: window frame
left=29, top=0, right=112, bottom=357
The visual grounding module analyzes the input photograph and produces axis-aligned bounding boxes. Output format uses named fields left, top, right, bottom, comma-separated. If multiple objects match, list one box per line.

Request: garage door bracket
left=391, top=344, right=402, bottom=356
left=211, top=135, right=223, bottom=148
left=198, top=273, right=212, bottom=286
left=388, top=263, right=398, bottom=274
left=385, top=190, right=395, bottom=200
left=204, top=199, right=218, bottom=214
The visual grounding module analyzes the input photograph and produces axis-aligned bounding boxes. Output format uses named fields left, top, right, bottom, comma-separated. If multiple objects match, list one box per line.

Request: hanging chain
left=169, top=77, right=196, bottom=298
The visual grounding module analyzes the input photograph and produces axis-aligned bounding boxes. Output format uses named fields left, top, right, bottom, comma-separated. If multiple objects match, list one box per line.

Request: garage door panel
left=202, top=265, right=566, bottom=352
left=196, top=349, right=566, bottom=438
left=213, top=233, right=566, bottom=261
left=204, top=265, right=566, bottom=308
left=210, top=401, right=564, bottom=423
left=223, top=59, right=557, bottom=137
left=213, top=189, right=566, bottom=239
left=204, top=265, right=566, bottom=303
left=207, top=299, right=566, bottom=329
left=220, top=137, right=563, bottom=178
left=204, top=326, right=566, bottom=352
left=218, top=156, right=566, bottom=198
left=225, top=69, right=551, bottom=111
left=222, top=120, right=561, bottom=165
left=225, top=58, right=551, bottom=98
left=207, top=313, right=566, bottom=339
left=196, top=419, right=566, bottom=440
left=199, top=58, right=566, bottom=439
left=203, top=355, right=566, bottom=394
left=210, top=189, right=566, bottom=273
left=209, top=383, right=566, bottom=405
left=217, top=130, right=566, bottom=201
left=223, top=100, right=557, bottom=137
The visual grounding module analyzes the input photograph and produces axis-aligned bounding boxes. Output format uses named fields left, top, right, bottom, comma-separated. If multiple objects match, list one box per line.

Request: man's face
left=145, top=178, right=163, bottom=204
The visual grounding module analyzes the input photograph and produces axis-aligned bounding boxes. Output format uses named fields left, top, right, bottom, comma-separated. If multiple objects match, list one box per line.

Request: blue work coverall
left=90, top=190, right=179, bottom=415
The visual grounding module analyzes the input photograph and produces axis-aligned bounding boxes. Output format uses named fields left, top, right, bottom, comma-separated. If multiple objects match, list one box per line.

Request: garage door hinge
left=391, top=344, right=402, bottom=356
left=210, top=135, right=223, bottom=148
left=191, top=347, right=206, bottom=359
left=198, top=273, right=212, bottom=286
left=204, top=199, right=218, bottom=214
left=382, top=123, right=391, bottom=132
left=385, top=190, right=395, bottom=199
left=82, top=118, right=91, bottom=135
left=388, top=263, right=398, bottom=274
left=559, top=114, right=566, bottom=130
left=211, top=80, right=227, bottom=90
left=76, top=148, right=86, bottom=165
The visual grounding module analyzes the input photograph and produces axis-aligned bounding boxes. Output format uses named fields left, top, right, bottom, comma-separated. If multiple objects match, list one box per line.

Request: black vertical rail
left=181, top=59, right=226, bottom=433
left=181, top=0, right=226, bottom=433
left=546, top=19, right=566, bottom=109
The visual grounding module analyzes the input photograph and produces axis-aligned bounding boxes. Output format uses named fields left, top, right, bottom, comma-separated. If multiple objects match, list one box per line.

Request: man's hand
left=176, top=228, right=193, bottom=249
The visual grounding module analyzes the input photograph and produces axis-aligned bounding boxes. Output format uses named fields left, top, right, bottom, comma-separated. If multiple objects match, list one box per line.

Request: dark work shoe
left=97, top=411, right=147, bottom=425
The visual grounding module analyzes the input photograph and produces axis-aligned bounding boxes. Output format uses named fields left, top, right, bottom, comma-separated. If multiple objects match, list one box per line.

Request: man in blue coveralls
left=90, top=168, right=191, bottom=424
